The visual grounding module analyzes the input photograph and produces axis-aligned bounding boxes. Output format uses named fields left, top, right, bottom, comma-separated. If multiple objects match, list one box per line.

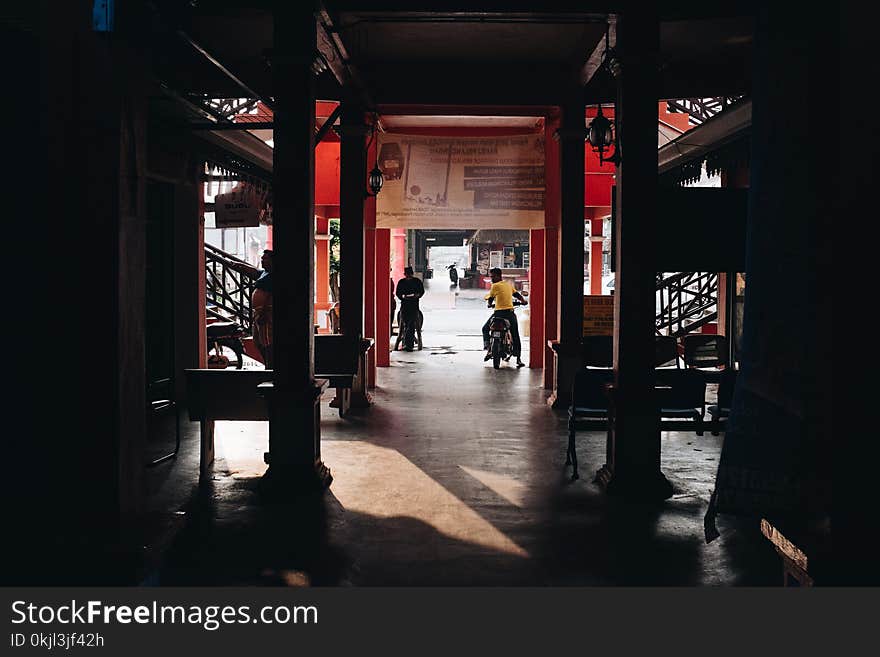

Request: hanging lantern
left=587, top=105, right=619, bottom=166
left=368, top=164, right=384, bottom=196
left=365, top=118, right=385, bottom=197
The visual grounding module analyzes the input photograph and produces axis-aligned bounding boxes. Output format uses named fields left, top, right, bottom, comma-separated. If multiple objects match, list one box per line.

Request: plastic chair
left=566, top=368, right=614, bottom=480
left=682, top=334, right=730, bottom=370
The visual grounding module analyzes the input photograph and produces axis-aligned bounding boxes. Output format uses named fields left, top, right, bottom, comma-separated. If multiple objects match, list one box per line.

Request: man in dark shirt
left=395, top=266, right=424, bottom=350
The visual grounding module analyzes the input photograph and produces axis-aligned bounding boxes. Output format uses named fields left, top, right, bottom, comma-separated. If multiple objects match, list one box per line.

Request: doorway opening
left=391, top=229, right=531, bottom=366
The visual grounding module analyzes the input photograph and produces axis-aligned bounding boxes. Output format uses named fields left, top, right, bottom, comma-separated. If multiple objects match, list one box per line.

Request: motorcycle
left=206, top=321, right=246, bottom=369
left=394, top=294, right=423, bottom=352
left=447, top=264, right=459, bottom=286
left=485, top=298, right=526, bottom=369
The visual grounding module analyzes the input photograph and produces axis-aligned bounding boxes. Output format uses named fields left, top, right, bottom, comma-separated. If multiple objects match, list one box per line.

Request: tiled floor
left=153, top=284, right=779, bottom=586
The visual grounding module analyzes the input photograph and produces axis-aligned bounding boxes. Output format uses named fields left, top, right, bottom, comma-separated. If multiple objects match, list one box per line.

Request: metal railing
left=655, top=271, right=718, bottom=337
left=665, top=97, right=743, bottom=125
left=204, top=244, right=257, bottom=331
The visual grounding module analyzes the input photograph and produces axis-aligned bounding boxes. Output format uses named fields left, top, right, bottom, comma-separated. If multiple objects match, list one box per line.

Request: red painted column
left=544, top=114, right=561, bottom=390
left=590, top=215, right=604, bottom=295
left=391, top=228, right=406, bottom=283
left=315, top=216, right=330, bottom=306
left=375, top=229, right=391, bottom=366
left=529, top=229, right=545, bottom=368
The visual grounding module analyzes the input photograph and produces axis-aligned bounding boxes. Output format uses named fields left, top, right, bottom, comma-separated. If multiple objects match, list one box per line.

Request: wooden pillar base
left=261, top=380, right=330, bottom=499
left=595, top=397, right=673, bottom=501
left=595, top=465, right=673, bottom=502
left=258, top=461, right=332, bottom=501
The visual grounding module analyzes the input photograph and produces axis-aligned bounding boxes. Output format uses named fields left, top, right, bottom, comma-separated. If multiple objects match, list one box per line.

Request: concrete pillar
left=548, top=94, right=586, bottom=408
left=528, top=228, right=545, bottom=369
left=263, top=5, right=329, bottom=493
left=338, top=104, right=371, bottom=407
left=376, top=229, right=392, bottom=366
left=595, top=10, right=672, bottom=500
left=543, top=114, right=561, bottom=390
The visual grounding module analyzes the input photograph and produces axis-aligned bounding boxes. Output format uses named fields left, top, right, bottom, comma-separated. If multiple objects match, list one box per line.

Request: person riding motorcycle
left=482, top=267, right=527, bottom=367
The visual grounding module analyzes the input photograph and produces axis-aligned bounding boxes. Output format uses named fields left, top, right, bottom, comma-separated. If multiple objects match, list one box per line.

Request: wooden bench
left=184, top=369, right=274, bottom=480
left=185, top=369, right=332, bottom=481
left=315, top=334, right=374, bottom=417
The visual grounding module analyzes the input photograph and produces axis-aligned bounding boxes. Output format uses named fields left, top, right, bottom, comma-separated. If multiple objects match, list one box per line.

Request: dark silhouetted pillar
left=338, top=103, right=372, bottom=406
left=263, top=5, right=329, bottom=493
left=543, top=114, right=561, bottom=391
left=549, top=92, right=586, bottom=408
left=596, top=10, right=672, bottom=499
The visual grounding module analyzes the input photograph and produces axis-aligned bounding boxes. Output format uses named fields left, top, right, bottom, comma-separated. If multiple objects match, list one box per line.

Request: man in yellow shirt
left=482, top=267, right=527, bottom=367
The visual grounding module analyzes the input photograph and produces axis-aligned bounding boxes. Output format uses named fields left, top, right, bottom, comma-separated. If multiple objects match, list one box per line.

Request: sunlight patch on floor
left=458, top=465, right=528, bottom=508
left=322, top=441, right=529, bottom=558
left=215, top=421, right=268, bottom=478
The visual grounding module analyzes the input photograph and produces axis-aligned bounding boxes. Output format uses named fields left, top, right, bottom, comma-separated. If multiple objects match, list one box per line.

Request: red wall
left=315, top=140, right=340, bottom=206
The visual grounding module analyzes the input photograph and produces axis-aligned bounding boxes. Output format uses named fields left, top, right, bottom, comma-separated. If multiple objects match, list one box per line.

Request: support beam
left=580, top=17, right=616, bottom=87
left=596, top=10, right=671, bottom=500
left=262, top=5, right=328, bottom=495
left=338, top=104, right=371, bottom=407
left=190, top=122, right=275, bottom=131
left=315, top=104, right=343, bottom=145
left=548, top=92, right=586, bottom=409
left=175, top=29, right=274, bottom=112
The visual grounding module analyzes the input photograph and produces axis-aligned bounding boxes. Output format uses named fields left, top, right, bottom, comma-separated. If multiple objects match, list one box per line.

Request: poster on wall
left=376, top=134, right=545, bottom=229
left=583, top=295, right=614, bottom=336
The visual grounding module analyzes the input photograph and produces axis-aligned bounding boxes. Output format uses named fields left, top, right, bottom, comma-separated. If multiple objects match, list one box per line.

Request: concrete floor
left=151, top=283, right=780, bottom=586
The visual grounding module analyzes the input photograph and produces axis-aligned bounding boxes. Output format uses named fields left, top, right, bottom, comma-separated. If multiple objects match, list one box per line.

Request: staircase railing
left=205, top=244, right=257, bottom=331
left=655, top=271, right=718, bottom=337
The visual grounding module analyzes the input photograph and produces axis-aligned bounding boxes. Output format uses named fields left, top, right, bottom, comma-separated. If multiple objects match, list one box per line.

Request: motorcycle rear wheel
left=492, top=341, right=502, bottom=369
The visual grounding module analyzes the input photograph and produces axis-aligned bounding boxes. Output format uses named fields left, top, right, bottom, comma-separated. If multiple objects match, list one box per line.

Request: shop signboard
left=215, top=184, right=266, bottom=228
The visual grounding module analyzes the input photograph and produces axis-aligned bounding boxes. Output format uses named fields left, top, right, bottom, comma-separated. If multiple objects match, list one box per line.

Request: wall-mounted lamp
left=587, top=105, right=620, bottom=166
left=365, top=120, right=384, bottom=197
